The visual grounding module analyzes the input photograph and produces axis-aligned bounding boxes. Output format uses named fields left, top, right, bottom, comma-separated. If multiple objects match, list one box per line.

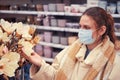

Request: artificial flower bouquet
left=0, top=19, right=40, bottom=78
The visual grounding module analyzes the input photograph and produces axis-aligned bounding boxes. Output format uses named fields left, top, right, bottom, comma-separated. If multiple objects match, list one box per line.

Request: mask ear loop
left=92, top=28, right=101, bottom=42
left=95, top=28, right=103, bottom=43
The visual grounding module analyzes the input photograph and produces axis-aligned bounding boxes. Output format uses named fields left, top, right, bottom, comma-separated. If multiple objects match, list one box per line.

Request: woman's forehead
left=79, top=15, right=97, bottom=27
left=79, top=15, right=96, bottom=24
left=80, top=15, right=94, bottom=23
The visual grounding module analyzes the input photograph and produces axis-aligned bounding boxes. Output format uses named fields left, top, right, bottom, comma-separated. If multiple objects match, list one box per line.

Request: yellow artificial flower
left=0, top=52, right=20, bottom=77
left=18, top=39, right=34, bottom=56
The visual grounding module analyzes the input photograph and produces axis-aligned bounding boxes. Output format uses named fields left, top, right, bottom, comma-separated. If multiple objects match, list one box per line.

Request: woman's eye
left=85, top=27, right=90, bottom=29
left=79, top=24, right=91, bottom=29
left=83, top=25, right=91, bottom=29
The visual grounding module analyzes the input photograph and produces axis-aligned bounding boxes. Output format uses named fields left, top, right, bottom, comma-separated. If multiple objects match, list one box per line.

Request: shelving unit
left=0, top=10, right=80, bottom=62
left=39, top=41, right=67, bottom=49
left=31, top=25, right=120, bottom=36
left=0, top=2, right=120, bottom=63
left=1, top=10, right=120, bottom=18
left=31, top=25, right=79, bottom=33
left=115, top=32, right=120, bottom=37
left=1, top=1, right=120, bottom=80
left=42, top=57, right=54, bottom=62
left=1, top=10, right=120, bottom=37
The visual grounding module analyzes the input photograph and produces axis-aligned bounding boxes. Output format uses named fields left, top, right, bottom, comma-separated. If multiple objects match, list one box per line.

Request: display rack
left=115, top=32, right=120, bottom=36
left=1, top=1, right=120, bottom=79
left=31, top=25, right=120, bottom=36
left=1, top=10, right=120, bottom=62
left=1, top=10, right=120, bottom=18
left=39, top=41, right=67, bottom=49
left=31, top=25, right=79, bottom=33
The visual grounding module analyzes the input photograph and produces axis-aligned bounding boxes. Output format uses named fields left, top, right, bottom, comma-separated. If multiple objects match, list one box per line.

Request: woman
left=21, top=7, right=120, bottom=80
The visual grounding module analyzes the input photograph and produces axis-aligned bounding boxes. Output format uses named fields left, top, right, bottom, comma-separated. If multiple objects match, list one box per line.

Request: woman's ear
left=98, top=26, right=106, bottom=36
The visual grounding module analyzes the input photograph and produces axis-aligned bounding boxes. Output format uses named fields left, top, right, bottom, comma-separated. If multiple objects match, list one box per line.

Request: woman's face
left=79, top=15, right=101, bottom=44
left=79, top=15, right=106, bottom=44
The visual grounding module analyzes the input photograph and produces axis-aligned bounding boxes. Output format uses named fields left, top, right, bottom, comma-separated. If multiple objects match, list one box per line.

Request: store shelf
left=64, top=12, right=82, bottom=16
left=112, top=14, right=120, bottom=18
left=115, top=32, right=120, bottom=37
left=40, top=32, right=120, bottom=63
left=1, top=10, right=120, bottom=17
left=33, top=25, right=79, bottom=33
left=0, top=10, right=81, bottom=16
left=0, top=10, right=37, bottom=15
left=65, top=28, right=79, bottom=32
left=0, top=10, right=64, bottom=16
left=39, top=41, right=68, bottom=49
left=31, top=25, right=120, bottom=36
left=0, top=10, right=65, bottom=16
left=42, top=57, right=54, bottom=62
left=45, top=11, right=65, bottom=16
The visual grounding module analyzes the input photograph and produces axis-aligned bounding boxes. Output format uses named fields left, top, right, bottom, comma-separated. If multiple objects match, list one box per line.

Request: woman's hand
left=3, top=46, right=8, bottom=53
left=20, top=48, right=43, bottom=67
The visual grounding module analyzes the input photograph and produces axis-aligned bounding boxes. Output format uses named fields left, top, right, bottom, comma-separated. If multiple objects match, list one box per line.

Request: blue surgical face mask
left=78, top=29, right=95, bottom=44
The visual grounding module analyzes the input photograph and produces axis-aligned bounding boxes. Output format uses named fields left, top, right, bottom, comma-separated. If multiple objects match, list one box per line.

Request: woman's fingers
left=20, top=48, right=42, bottom=67
left=20, top=48, right=31, bottom=60
left=3, top=46, right=8, bottom=53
